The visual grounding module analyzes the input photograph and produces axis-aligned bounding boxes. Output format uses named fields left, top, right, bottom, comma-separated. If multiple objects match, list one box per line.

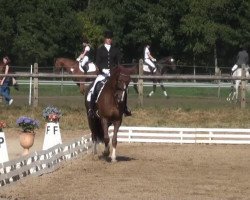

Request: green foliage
left=0, top=0, right=249, bottom=67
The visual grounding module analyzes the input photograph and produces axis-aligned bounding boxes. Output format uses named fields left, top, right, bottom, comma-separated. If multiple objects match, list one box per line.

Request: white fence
left=109, top=126, right=250, bottom=145
left=0, top=135, right=92, bottom=187
left=2, top=126, right=250, bottom=187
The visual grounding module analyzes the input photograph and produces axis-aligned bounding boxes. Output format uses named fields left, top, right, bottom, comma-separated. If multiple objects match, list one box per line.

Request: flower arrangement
left=0, top=121, right=6, bottom=132
left=42, top=105, right=62, bottom=122
left=16, top=116, right=39, bottom=133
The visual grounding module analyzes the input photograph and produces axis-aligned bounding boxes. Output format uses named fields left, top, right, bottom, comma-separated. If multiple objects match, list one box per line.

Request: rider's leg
left=87, top=75, right=105, bottom=101
left=87, top=74, right=106, bottom=117
left=80, top=56, right=89, bottom=73
left=145, top=59, right=156, bottom=73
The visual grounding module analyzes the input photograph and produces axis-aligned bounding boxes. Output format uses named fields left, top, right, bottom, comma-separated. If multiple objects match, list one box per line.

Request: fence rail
left=0, top=135, right=92, bottom=187
left=1, top=72, right=250, bottom=81
left=109, top=126, right=250, bottom=145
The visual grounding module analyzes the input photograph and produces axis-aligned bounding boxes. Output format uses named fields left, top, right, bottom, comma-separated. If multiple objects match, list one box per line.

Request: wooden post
left=33, top=63, right=39, bottom=107
left=240, top=64, right=246, bottom=109
left=138, top=59, right=144, bottom=107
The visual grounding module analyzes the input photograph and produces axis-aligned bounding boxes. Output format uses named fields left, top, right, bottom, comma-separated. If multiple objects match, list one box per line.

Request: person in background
left=87, top=30, right=131, bottom=117
left=236, top=45, right=249, bottom=67
left=232, top=45, right=249, bottom=72
left=76, top=39, right=91, bottom=73
left=0, top=56, right=14, bottom=105
left=144, top=42, right=157, bottom=73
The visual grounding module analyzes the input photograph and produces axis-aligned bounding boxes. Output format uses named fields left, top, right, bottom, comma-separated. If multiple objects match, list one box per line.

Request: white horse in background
left=227, top=64, right=249, bottom=102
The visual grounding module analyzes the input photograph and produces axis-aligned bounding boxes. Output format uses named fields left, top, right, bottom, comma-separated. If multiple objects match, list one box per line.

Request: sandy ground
left=1, top=128, right=250, bottom=200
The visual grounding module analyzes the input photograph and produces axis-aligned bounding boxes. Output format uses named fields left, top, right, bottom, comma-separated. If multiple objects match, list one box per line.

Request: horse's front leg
left=148, top=80, right=157, bottom=97
left=101, top=118, right=110, bottom=157
left=111, top=121, right=121, bottom=162
left=159, top=80, right=168, bottom=97
left=79, top=82, right=85, bottom=95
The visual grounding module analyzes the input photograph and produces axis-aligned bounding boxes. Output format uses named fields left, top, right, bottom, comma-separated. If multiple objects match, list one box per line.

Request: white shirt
left=144, top=46, right=150, bottom=60
left=104, top=44, right=111, bottom=52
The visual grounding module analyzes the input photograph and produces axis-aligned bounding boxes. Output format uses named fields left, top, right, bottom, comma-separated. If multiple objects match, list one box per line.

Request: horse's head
left=156, top=56, right=176, bottom=74
left=111, top=66, right=132, bottom=102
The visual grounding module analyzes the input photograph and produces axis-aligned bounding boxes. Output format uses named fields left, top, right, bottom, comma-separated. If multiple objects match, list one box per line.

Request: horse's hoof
left=111, top=158, right=117, bottom=163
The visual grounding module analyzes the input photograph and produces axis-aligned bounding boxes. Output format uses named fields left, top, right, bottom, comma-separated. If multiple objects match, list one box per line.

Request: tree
left=179, top=0, right=249, bottom=67
left=0, top=0, right=83, bottom=65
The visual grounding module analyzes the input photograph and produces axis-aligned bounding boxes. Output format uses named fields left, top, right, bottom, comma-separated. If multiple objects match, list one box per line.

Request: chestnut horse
left=54, top=57, right=98, bottom=95
left=85, top=66, right=133, bottom=162
left=128, top=56, right=176, bottom=97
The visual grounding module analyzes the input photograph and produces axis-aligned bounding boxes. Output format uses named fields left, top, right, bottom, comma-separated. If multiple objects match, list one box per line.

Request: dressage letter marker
left=43, top=122, right=62, bottom=150
left=0, top=132, right=9, bottom=163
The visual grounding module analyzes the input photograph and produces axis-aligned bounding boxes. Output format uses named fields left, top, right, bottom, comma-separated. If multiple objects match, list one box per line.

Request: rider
left=232, top=45, right=249, bottom=72
left=76, top=38, right=91, bottom=73
left=87, top=30, right=132, bottom=117
left=144, top=42, right=157, bottom=73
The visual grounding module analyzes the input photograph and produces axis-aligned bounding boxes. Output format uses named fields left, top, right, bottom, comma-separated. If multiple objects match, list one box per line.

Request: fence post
left=33, top=63, right=39, bottom=107
left=138, top=59, right=144, bottom=107
left=240, top=64, right=246, bottom=109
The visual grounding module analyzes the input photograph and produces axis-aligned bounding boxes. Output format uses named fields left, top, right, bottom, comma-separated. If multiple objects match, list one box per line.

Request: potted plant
left=0, top=121, right=6, bottom=132
left=16, top=116, right=39, bottom=156
left=42, top=105, right=62, bottom=123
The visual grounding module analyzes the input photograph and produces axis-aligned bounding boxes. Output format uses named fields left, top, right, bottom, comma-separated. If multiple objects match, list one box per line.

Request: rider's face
left=105, top=38, right=112, bottom=45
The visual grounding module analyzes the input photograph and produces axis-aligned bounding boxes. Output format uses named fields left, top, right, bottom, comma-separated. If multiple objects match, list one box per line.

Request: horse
left=127, top=56, right=176, bottom=97
left=85, top=66, right=133, bottom=162
left=227, top=65, right=250, bottom=102
left=54, top=57, right=98, bottom=95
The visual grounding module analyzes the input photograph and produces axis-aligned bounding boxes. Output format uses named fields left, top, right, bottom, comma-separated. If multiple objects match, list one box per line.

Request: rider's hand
left=152, top=58, right=156, bottom=62
left=76, top=57, right=81, bottom=62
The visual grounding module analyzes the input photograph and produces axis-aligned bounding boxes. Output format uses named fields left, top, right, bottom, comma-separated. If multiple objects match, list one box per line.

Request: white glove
left=152, top=58, right=156, bottom=62
left=76, top=57, right=81, bottom=62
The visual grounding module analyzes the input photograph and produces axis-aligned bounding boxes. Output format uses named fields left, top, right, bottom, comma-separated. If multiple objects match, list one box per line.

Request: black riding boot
left=124, top=92, right=132, bottom=117
left=88, top=95, right=96, bottom=118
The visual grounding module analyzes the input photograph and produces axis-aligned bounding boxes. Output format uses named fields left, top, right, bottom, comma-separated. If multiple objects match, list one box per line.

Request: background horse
left=227, top=65, right=249, bottom=102
left=128, top=56, right=176, bottom=97
left=85, top=66, right=133, bottom=162
left=54, top=57, right=98, bottom=95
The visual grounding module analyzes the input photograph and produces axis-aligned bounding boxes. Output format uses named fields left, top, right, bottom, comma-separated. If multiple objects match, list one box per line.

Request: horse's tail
left=88, top=117, right=105, bottom=142
left=85, top=85, right=105, bottom=142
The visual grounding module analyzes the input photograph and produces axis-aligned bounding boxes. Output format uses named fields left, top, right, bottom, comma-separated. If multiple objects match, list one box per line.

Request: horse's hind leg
left=79, top=83, right=85, bottom=95
left=159, top=80, right=168, bottom=97
left=147, top=81, right=157, bottom=97
left=101, top=119, right=110, bottom=157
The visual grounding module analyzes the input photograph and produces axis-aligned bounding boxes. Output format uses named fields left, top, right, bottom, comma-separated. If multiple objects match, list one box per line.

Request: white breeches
left=80, top=56, right=89, bottom=67
left=145, top=58, right=156, bottom=68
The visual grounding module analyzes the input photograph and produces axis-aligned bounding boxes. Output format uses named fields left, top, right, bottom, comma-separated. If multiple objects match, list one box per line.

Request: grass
left=1, top=104, right=250, bottom=131
left=2, top=81, right=250, bottom=130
